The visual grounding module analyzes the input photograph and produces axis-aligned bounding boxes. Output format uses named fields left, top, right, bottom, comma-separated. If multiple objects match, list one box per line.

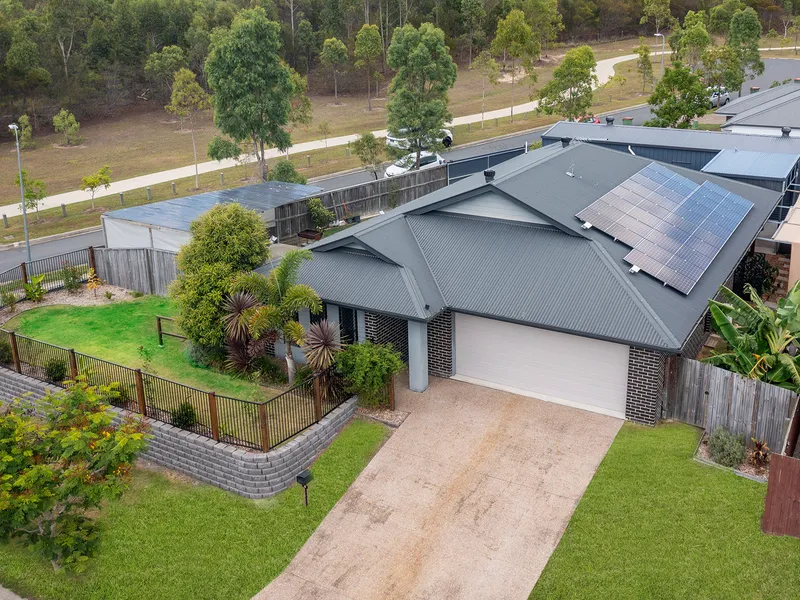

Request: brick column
left=625, top=347, right=667, bottom=425
left=427, top=310, right=454, bottom=377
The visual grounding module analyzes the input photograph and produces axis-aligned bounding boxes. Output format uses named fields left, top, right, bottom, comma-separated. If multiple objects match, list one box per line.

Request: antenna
left=566, top=164, right=575, bottom=177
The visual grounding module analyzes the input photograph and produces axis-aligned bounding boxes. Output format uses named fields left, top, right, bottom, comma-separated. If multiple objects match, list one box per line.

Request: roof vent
left=606, top=116, right=615, bottom=125
left=561, top=137, right=572, bottom=148
left=484, top=169, right=495, bottom=182
left=566, top=164, right=575, bottom=178
left=783, top=126, right=792, bottom=137
left=750, top=86, right=760, bottom=94
left=794, top=77, right=800, bottom=83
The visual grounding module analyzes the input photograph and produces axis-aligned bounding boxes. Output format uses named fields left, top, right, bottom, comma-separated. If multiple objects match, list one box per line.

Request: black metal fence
left=0, top=247, right=95, bottom=305
left=0, top=329, right=351, bottom=452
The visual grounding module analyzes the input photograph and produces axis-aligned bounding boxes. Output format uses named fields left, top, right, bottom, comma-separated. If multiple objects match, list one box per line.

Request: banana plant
left=704, top=281, right=800, bottom=392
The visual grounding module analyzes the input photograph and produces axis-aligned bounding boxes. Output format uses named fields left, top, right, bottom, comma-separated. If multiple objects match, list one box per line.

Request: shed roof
left=716, top=83, right=800, bottom=117
left=285, top=142, right=779, bottom=352
left=104, top=182, right=322, bottom=231
left=700, top=148, right=800, bottom=180
left=722, top=89, right=800, bottom=129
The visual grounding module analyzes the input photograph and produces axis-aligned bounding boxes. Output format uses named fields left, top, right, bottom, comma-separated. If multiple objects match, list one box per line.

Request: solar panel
left=575, top=163, right=753, bottom=295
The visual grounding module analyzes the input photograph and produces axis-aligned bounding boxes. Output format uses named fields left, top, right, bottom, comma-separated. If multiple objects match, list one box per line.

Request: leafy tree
left=702, top=44, right=743, bottom=96
left=679, top=21, right=712, bottom=71
left=205, top=8, right=296, bottom=182
left=80, top=165, right=111, bottom=209
left=729, top=7, right=765, bottom=94
left=14, top=170, right=47, bottom=219
left=635, top=37, right=654, bottom=91
left=17, top=115, right=34, bottom=149
left=52, top=108, right=81, bottom=146
left=538, top=45, right=597, bottom=120
left=207, top=136, right=242, bottom=163
left=320, top=37, right=348, bottom=101
left=295, top=19, right=319, bottom=74
left=492, top=10, right=539, bottom=123
left=352, top=132, right=384, bottom=179
left=387, top=23, right=457, bottom=168
left=602, top=73, right=627, bottom=101
left=709, top=0, right=746, bottom=38
left=0, top=381, right=149, bottom=571
left=522, top=0, right=564, bottom=57
left=354, top=24, right=382, bottom=110
left=644, top=61, right=708, bottom=128
left=231, top=249, right=322, bottom=383
left=307, top=197, right=335, bottom=230
left=640, top=0, right=673, bottom=33
left=44, top=0, right=92, bottom=80
left=166, top=68, right=211, bottom=189
left=269, top=160, right=307, bottom=184
left=172, top=262, right=235, bottom=349
left=144, top=45, right=187, bottom=99
left=471, top=50, right=500, bottom=128
left=461, top=0, right=485, bottom=66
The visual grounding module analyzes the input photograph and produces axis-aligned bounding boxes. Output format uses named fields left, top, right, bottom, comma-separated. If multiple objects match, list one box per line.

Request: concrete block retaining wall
left=0, top=367, right=358, bottom=499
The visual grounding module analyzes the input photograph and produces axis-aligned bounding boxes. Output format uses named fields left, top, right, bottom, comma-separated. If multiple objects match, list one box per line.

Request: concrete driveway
left=255, top=377, right=622, bottom=600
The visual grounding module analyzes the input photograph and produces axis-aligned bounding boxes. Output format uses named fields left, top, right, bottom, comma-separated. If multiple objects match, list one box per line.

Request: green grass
left=4, top=296, right=278, bottom=401
left=530, top=423, right=800, bottom=599
left=0, top=418, right=388, bottom=600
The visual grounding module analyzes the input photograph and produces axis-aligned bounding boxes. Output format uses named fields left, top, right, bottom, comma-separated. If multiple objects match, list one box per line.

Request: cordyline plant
left=303, top=320, right=343, bottom=401
left=0, top=380, right=149, bottom=571
left=223, top=291, right=273, bottom=374
left=704, top=281, right=800, bottom=392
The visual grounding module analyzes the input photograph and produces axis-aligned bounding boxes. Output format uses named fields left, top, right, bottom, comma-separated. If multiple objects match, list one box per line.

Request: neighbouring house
left=258, top=142, right=780, bottom=425
left=718, top=82, right=800, bottom=137
left=101, top=182, right=322, bottom=251
left=716, top=80, right=800, bottom=123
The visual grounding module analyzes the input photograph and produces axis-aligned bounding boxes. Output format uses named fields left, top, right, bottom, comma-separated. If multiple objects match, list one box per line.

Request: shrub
left=104, top=291, right=114, bottom=300
left=294, top=363, right=313, bottom=383
left=23, top=274, right=46, bottom=303
left=335, top=341, right=405, bottom=407
left=0, top=340, right=12, bottom=365
left=269, top=160, right=308, bottom=185
left=750, top=438, right=771, bottom=469
left=170, top=262, right=235, bottom=350
left=185, top=342, right=219, bottom=368
left=1, top=291, right=17, bottom=312
left=130, top=290, right=144, bottom=298
left=256, top=356, right=288, bottom=385
left=44, top=358, right=68, bottom=384
left=60, top=261, right=82, bottom=293
left=171, top=402, right=198, bottom=429
left=707, top=427, right=746, bottom=467
left=52, top=108, right=82, bottom=146
left=0, top=381, right=149, bottom=570
left=307, top=197, right=336, bottom=231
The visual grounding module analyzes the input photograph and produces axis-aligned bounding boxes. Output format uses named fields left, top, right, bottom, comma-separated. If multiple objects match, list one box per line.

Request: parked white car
left=384, top=152, right=445, bottom=178
left=709, top=87, right=731, bottom=107
left=386, top=128, right=453, bottom=150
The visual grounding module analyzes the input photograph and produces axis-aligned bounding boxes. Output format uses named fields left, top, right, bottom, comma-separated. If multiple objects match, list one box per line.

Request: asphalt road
left=8, top=58, right=799, bottom=270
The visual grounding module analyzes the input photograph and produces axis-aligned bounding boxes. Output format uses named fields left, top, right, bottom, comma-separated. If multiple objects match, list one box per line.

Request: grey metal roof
left=700, top=149, right=800, bottom=180
left=300, top=142, right=779, bottom=352
left=542, top=121, right=800, bottom=153
left=104, top=182, right=322, bottom=230
left=716, top=84, right=800, bottom=117
left=723, top=89, right=800, bottom=128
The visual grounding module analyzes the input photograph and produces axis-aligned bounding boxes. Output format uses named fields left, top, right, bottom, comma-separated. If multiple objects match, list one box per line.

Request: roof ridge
left=398, top=266, right=428, bottom=319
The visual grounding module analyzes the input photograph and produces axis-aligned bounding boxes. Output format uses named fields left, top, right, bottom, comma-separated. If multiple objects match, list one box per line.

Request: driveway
left=255, top=377, right=622, bottom=600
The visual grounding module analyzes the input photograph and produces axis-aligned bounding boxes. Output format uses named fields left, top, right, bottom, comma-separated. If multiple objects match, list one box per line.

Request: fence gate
left=762, top=454, right=800, bottom=538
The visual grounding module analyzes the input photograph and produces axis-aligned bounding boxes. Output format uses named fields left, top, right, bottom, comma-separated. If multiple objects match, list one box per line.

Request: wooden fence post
left=134, top=369, right=147, bottom=416
left=157, top=316, right=163, bottom=346
left=9, top=332, right=21, bottom=373
left=208, top=392, right=220, bottom=441
left=388, top=374, right=395, bottom=411
left=258, top=403, right=271, bottom=452
left=68, top=349, right=78, bottom=380
left=87, top=246, right=96, bottom=273
left=19, top=262, right=27, bottom=285
left=313, top=375, right=323, bottom=423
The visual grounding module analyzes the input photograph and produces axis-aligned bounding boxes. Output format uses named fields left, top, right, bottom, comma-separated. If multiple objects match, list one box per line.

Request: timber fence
left=94, top=247, right=179, bottom=296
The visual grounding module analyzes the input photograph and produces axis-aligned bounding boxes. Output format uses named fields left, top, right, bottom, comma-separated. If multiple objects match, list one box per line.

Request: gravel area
left=0, top=284, right=136, bottom=326
left=356, top=406, right=409, bottom=428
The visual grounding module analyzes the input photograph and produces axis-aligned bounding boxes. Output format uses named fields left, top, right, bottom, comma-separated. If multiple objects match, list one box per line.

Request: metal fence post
left=68, top=349, right=78, bottom=380
left=20, top=262, right=27, bottom=285
left=313, top=375, right=323, bottom=423
left=208, top=392, right=220, bottom=441
left=9, top=332, right=21, bottom=373
left=258, top=403, right=271, bottom=452
left=388, top=374, right=395, bottom=411
left=134, top=369, right=147, bottom=416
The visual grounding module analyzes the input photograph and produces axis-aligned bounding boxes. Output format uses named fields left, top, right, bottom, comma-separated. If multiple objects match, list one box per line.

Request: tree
left=172, top=262, right=236, bottom=350
left=679, top=22, right=712, bottom=71
left=709, top=0, right=746, bottom=38
left=0, top=381, right=149, bottom=570
left=231, top=250, right=322, bottom=383
left=80, top=165, right=111, bottom=209
left=387, top=23, right=457, bottom=168
left=644, top=61, right=708, bottom=128
left=471, top=50, right=500, bottom=128
left=354, top=24, right=383, bottom=110
left=538, top=45, right=598, bottom=121
left=602, top=73, right=627, bottom=101
left=17, top=115, right=34, bottom=149
left=144, top=45, right=187, bottom=99
left=52, top=108, right=81, bottom=146
left=269, top=160, right=307, bottom=184
left=307, top=197, right=335, bottom=230
left=640, top=0, right=673, bottom=33
left=320, top=37, right=348, bottom=101
left=44, top=0, right=91, bottom=81
left=729, top=7, right=765, bottom=94
left=166, top=69, right=211, bottom=189
left=635, top=37, right=654, bottom=91
left=207, top=137, right=248, bottom=180
left=205, top=8, right=296, bottom=182
left=461, top=0, right=485, bottom=66
left=492, top=10, right=539, bottom=123
left=781, top=2, right=794, bottom=39
left=522, top=0, right=564, bottom=57
left=318, top=120, right=331, bottom=160
left=352, top=132, right=384, bottom=179
left=702, top=44, right=743, bottom=96
left=296, top=19, right=320, bottom=74
left=14, top=170, right=47, bottom=219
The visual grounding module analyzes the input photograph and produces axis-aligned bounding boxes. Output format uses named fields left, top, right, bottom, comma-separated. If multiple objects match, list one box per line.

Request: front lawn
left=3, top=296, right=279, bottom=401
left=0, top=418, right=387, bottom=600
left=530, top=423, right=800, bottom=599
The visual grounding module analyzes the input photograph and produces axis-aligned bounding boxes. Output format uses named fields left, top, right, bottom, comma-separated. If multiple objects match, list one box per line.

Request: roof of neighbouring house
left=103, top=182, right=322, bottom=231
left=256, top=142, right=780, bottom=353
left=721, top=89, right=800, bottom=129
left=542, top=121, right=800, bottom=153
left=700, top=148, right=800, bottom=180
left=716, top=83, right=800, bottom=117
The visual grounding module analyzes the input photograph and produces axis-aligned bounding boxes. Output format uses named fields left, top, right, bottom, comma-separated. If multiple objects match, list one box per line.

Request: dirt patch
left=51, top=143, right=88, bottom=150
left=137, top=459, right=200, bottom=485
left=82, top=206, right=108, bottom=214
left=356, top=406, right=409, bottom=428
left=0, top=285, right=137, bottom=326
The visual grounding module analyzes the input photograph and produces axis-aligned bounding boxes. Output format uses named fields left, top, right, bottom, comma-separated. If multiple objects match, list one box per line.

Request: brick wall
left=0, top=368, right=357, bottom=499
left=625, top=347, right=667, bottom=425
left=427, top=310, right=453, bottom=377
left=364, top=312, right=409, bottom=362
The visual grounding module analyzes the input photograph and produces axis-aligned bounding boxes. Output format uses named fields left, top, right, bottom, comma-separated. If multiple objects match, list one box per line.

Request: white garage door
left=454, top=313, right=629, bottom=418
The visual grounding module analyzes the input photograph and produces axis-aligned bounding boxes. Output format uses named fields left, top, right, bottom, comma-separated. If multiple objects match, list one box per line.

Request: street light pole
left=654, top=33, right=665, bottom=82
left=9, top=124, right=32, bottom=263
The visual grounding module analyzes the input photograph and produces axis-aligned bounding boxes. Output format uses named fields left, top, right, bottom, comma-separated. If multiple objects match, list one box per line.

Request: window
left=339, top=307, right=358, bottom=344
left=311, top=304, right=327, bottom=326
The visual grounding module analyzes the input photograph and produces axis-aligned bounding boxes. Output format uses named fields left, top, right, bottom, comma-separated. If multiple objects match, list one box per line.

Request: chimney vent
left=783, top=126, right=792, bottom=137
left=484, top=169, right=495, bottom=182
left=560, top=137, right=572, bottom=148
left=606, top=116, right=615, bottom=125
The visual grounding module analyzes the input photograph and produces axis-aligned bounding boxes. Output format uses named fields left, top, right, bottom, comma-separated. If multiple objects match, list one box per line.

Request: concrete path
left=255, top=377, right=622, bottom=600
left=0, top=585, right=24, bottom=600
left=0, top=51, right=660, bottom=218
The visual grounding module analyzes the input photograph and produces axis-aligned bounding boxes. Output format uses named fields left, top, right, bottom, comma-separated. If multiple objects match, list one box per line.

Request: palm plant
left=704, top=281, right=800, bottom=391
left=303, top=320, right=342, bottom=372
left=230, top=249, right=322, bottom=383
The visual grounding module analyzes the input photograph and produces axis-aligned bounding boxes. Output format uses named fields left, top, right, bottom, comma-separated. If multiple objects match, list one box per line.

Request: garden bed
left=0, top=283, right=132, bottom=325
left=695, top=430, right=770, bottom=483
